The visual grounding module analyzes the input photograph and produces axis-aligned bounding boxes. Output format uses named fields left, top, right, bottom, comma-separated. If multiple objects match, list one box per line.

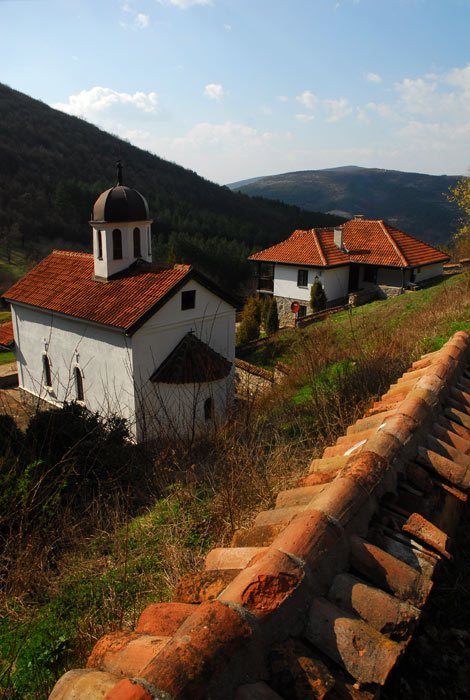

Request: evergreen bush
left=265, top=298, right=279, bottom=335
left=310, top=280, right=327, bottom=313
left=236, top=297, right=261, bottom=344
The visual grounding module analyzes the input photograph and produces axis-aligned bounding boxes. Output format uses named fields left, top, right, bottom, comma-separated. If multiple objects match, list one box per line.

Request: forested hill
left=0, top=83, right=343, bottom=291
left=228, top=166, right=461, bottom=246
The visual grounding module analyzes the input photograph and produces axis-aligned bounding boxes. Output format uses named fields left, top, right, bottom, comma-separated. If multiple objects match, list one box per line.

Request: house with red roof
left=2, top=176, right=236, bottom=441
left=249, top=217, right=449, bottom=324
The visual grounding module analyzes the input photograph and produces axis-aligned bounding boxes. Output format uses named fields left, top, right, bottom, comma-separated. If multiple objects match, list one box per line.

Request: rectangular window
left=181, top=290, right=196, bottom=310
left=298, top=305, right=307, bottom=318
left=297, top=269, right=308, bottom=287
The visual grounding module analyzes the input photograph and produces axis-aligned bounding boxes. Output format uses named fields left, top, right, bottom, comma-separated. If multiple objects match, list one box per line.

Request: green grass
left=0, top=484, right=213, bottom=699
left=0, top=247, right=32, bottom=280
left=0, top=352, right=14, bottom=366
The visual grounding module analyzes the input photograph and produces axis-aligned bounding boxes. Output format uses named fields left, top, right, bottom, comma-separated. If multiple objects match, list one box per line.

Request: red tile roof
left=150, top=333, right=232, bottom=384
left=0, top=321, right=14, bottom=349
left=249, top=219, right=449, bottom=269
left=3, top=251, right=192, bottom=333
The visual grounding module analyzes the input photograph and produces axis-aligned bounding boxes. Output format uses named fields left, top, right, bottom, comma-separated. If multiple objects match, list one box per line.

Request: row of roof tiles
left=249, top=219, right=449, bottom=269
left=2, top=253, right=195, bottom=333
left=49, top=330, right=470, bottom=700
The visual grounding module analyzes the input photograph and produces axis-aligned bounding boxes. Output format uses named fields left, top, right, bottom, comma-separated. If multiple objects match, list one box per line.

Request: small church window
left=113, top=229, right=123, bottom=260
left=204, top=397, right=214, bottom=421
left=74, top=367, right=84, bottom=402
left=97, top=230, right=103, bottom=260
left=43, top=355, right=52, bottom=388
left=133, top=228, right=141, bottom=257
left=181, top=290, right=196, bottom=310
left=147, top=229, right=151, bottom=256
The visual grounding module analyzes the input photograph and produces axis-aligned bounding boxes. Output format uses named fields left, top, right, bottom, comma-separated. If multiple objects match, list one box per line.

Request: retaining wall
left=49, top=331, right=470, bottom=700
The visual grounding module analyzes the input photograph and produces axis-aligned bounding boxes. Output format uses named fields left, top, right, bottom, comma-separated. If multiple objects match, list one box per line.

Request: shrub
left=310, top=280, right=326, bottom=313
left=236, top=297, right=261, bottom=344
left=264, top=298, right=279, bottom=335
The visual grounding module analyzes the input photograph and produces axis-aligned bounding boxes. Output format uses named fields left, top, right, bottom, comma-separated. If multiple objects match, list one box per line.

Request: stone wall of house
left=274, top=295, right=305, bottom=326
left=377, top=285, right=403, bottom=299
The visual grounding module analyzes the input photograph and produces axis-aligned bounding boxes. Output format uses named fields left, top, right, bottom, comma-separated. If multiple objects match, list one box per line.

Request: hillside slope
left=228, top=165, right=460, bottom=245
left=0, top=83, right=343, bottom=290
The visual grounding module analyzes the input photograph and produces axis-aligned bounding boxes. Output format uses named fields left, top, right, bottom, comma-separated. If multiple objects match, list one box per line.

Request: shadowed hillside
left=229, top=165, right=461, bottom=246
left=0, top=83, right=343, bottom=291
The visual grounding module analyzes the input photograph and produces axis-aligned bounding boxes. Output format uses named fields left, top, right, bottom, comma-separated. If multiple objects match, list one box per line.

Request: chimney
left=334, top=227, right=344, bottom=250
left=354, top=214, right=364, bottom=220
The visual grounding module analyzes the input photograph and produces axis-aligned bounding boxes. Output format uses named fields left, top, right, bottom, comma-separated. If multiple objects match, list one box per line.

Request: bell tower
left=90, top=162, right=153, bottom=280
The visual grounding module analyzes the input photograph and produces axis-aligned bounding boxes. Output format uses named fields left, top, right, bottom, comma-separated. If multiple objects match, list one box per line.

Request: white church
left=3, top=172, right=236, bottom=441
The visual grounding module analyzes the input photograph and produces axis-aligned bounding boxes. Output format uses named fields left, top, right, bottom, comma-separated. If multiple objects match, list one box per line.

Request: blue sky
left=2, top=0, right=470, bottom=184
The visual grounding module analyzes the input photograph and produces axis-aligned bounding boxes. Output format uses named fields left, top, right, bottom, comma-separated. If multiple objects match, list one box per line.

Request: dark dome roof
left=91, top=185, right=150, bottom=224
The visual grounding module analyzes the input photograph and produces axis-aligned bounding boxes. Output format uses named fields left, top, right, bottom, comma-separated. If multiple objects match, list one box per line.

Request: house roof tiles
left=0, top=321, right=14, bottom=349
left=3, top=251, right=193, bottom=334
left=249, top=219, right=449, bottom=269
left=150, top=333, right=232, bottom=384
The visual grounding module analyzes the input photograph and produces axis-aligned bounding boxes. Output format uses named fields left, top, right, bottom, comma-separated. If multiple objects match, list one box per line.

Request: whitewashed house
left=3, top=179, right=236, bottom=441
left=249, top=217, right=449, bottom=324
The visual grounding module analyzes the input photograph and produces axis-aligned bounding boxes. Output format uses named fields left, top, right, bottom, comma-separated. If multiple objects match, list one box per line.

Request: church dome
left=91, top=185, right=150, bottom=224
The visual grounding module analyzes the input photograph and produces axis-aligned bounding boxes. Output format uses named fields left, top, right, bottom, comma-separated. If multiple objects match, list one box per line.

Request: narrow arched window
left=74, top=367, right=84, bottom=402
left=204, top=397, right=214, bottom=421
left=43, top=355, right=52, bottom=388
left=97, top=230, right=103, bottom=260
left=133, top=227, right=141, bottom=257
left=147, top=229, right=151, bottom=256
left=112, top=229, right=122, bottom=260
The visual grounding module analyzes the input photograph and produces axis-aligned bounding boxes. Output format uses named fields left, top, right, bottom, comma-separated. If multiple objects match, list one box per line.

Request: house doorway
left=348, top=264, right=360, bottom=293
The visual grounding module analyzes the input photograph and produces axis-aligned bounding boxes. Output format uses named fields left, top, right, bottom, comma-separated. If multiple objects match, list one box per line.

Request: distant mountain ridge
left=228, top=166, right=461, bottom=245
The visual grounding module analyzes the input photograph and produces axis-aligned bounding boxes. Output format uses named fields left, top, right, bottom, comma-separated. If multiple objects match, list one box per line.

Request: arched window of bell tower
left=133, top=227, right=141, bottom=258
left=112, top=229, right=122, bottom=260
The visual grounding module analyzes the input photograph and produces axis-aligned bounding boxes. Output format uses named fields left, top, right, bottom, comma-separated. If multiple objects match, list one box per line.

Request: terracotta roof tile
left=48, top=331, right=470, bottom=700
left=0, top=321, right=14, bottom=349
left=3, top=252, right=192, bottom=333
left=150, top=333, right=232, bottom=384
left=249, top=219, right=449, bottom=269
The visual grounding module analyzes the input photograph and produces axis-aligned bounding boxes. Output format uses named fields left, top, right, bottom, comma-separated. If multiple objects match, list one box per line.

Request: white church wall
left=134, top=379, right=228, bottom=442
left=12, top=303, right=137, bottom=430
left=131, top=279, right=235, bottom=440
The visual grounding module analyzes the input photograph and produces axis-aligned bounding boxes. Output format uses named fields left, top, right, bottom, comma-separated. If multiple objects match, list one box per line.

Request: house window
left=181, top=290, right=196, bottom=310
left=133, top=227, right=141, bottom=258
left=97, top=230, right=103, bottom=260
left=112, top=229, right=122, bottom=260
left=42, top=355, right=52, bottom=388
left=148, top=229, right=151, bottom=256
left=297, top=269, right=308, bottom=287
left=204, top=397, right=214, bottom=421
left=74, top=367, right=84, bottom=402
left=298, top=305, right=307, bottom=318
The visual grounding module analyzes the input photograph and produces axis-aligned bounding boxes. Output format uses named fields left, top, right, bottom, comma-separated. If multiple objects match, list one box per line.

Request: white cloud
left=325, top=97, right=353, bottom=122
left=53, top=87, right=160, bottom=117
left=164, top=0, right=212, bottom=7
left=295, top=113, right=315, bottom=122
left=278, top=95, right=289, bottom=102
left=367, top=72, right=382, bottom=83
left=204, top=83, right=228, bottom=101
left=135, top=12, right=149, bottom=28
left=366, top=101, right=400, bottom=120
left=296, top=89, right=318, bottom=110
